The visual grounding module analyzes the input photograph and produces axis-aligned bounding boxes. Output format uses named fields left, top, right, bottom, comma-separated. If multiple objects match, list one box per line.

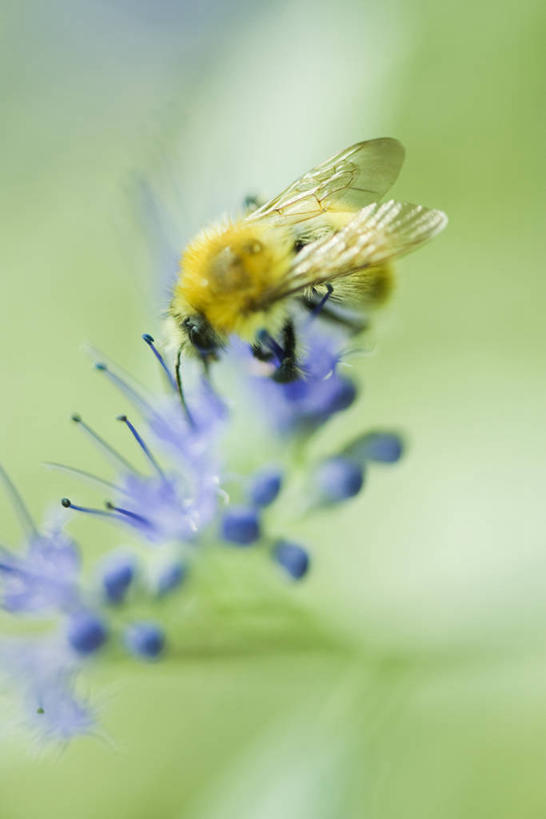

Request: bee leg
left=250, top=342, right=274, bottom=363
left=299, top=293, right=368, bottom=334
left=272, top=318, right=299, bottom=383
left=198, top=348, right=222, bottom=381
left=309, top=283, right=334, bottom=318
left=255, top=323, right=299, bottom=382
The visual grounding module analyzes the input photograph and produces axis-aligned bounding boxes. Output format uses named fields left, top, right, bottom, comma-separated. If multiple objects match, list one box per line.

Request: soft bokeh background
left=1, top=0, right=545, bottom=816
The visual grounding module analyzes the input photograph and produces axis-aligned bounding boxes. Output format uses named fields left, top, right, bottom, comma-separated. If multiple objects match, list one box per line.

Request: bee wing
left=247, top=138, right=405, bottom=225
left=257, top=200, right=448, bottom=304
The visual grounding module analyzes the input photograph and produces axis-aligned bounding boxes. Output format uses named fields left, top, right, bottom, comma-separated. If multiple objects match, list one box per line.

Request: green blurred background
left=1, top=0, right=545, bottom=816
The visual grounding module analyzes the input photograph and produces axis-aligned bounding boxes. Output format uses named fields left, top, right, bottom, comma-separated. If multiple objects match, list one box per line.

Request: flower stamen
left=117, top=415, right=165, bottom=478
left=104, top=501, right=153, bottom=528
left=94, top=362, right=154, bottom=415
left=61, top=497, right=121, bottom=519
left=45, top=462, right=126, bottom=494
left=71, top=414, right=137, bottom=472
left=0, top=464, right=38, bottom=536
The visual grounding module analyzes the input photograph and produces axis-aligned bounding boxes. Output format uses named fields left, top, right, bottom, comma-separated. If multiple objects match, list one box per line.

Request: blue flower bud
left=273, top=540, right=310, bottom=580
left=124, top=622, right=165, bottom=660
left=315, top=457, right=364, bottom=503
left=101, top=554, right=135, bottom=604
left=221, top=506, right=261, bottom=545
left=67, top=612, right=108, bottom=655
left=353, top=432, right=403, bottom=463
left=343, top=432, right=404, bottom=464
left=248, top=468, right=283, bottom=507
left=157, top=562, right=187, bottom=596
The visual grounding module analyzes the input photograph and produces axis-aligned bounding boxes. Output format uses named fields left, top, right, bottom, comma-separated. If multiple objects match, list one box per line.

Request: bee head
left=181, top=313, right=222, bottom=359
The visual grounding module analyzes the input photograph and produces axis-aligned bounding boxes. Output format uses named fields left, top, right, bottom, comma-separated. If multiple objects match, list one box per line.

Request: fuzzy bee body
left=167, top=138, right=447, bottom=369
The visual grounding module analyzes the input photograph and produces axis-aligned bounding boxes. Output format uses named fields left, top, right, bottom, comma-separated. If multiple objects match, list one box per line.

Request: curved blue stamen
left=0, top=463, right=38, bottom=536
left=71, top=414, right=137, bottom=473
left=94, top=362, right=154, bottom=415
left=142, top=334, right=177, bottom=391
left=105, top=502, right=153, bottom=528
left=61, top=497, right=121, bottom=520
left=117, top=415, right=165, bottom=478
left=45, top=462, right=127, bottom=494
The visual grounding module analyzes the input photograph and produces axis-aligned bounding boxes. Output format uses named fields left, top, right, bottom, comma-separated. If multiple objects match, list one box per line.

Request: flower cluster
left=0, top=319, right=403, bottom=742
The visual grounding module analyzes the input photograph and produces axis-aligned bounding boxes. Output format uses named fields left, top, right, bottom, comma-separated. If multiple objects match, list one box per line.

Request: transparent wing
left=247, top=138, right=405, bottom=226
left=256, top=200, right=448, bottom=305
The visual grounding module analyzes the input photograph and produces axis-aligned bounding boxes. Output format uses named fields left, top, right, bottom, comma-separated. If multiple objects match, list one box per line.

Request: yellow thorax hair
left=172, top=218, right=293, bottom=339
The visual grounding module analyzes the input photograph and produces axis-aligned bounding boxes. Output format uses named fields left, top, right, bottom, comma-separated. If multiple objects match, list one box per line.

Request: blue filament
left=61, top=498, right=121, bottom=520
left=45, top=462, right=126, bottom=494
left=0, top=463, right=38, bottom=536
left=117, top=415, right=165, bottom=478
left=105, top=502, right=152, bottom=528
left=94, top=362, right=154, bottom=415
left=71, top=414, right=137, bottom=473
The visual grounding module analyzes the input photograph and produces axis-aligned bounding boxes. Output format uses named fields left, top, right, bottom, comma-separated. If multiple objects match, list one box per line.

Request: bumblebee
left=167, top=138, right=447, bottom=381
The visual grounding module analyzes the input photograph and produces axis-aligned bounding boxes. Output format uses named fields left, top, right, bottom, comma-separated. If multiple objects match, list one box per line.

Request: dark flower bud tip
left=273, top=540, right=310, bottom=580
left=248, top=468, right=283, bottom=507
left=221, top=506, right=261, bottom=546
left=124, top=622, right=165, bottom=660
left=67, top=611, right=108, bottom=655
left=101, top=555, right=136, bottom=604
left=157, top=562, right=187, bottom=596
left=315, top=457, right=365, bottom=504
left=344, top=431, right=404, bottom=464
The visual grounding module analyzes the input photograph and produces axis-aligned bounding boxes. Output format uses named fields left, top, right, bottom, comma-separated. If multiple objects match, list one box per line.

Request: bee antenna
left=175, top=346, right=195, bottom=428
left=141, top=334, right=177, bottom=391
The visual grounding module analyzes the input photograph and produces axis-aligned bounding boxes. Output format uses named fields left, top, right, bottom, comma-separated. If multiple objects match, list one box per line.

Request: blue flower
left=0, top=529, right=81, bottom=614
left=0, top=468, right=81, bottom=614
left=59, top=340, right=226, bottom=546
left=112, top=469, right=217, bottom=544
left=147, top=380, right=227, bottom=466
left=0, top=320, right=405, bottom=744
left=0, top=638, right=95, bottom=741
left=238, top=322, right=357, bottom=435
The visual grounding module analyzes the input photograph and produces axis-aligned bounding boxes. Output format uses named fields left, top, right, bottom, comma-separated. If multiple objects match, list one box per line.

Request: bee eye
left=182, top=315, right=218, bottom=354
